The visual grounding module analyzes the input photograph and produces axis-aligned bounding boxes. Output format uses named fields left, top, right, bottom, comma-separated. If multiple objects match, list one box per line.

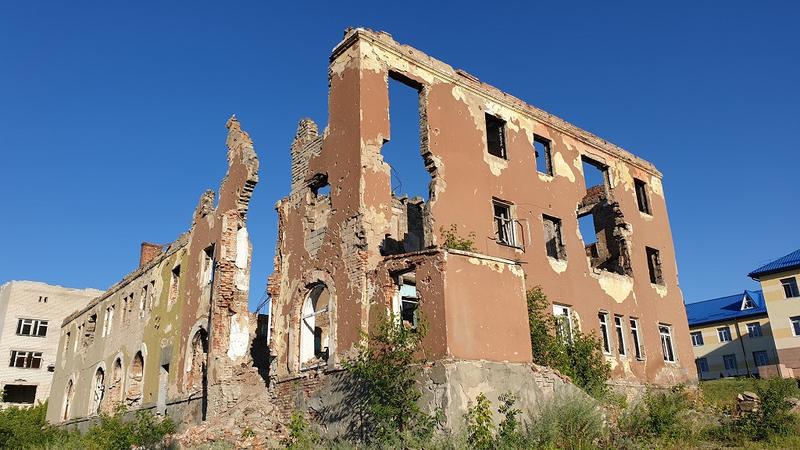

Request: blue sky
left=1, top=1, right=798, bottom=309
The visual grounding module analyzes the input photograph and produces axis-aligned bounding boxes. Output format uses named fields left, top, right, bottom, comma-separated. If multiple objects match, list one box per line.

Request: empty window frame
left=782, top=277, right=800, bottom=299
left=543, top=215, right=566, bottom=260
left=16, top=318, right=48, bottom=337
left=747, top=322, right=762, bottom=337
left=102, top=305, right=115, bottom=337
left=2, top=384, right=36, bottom=403
left=690, top=331, right=704, bottom=346
left=553, top=305, right=573, bottom=342
left=485, top=113, right=507, bottom=159
left=202, top=244, right=215, bottom=286
left=168, top=265, right=181, bottom=305
left=493, top=200, right=518, bottom=247
left=82, top=314, right=97, bottom=349
left=38, top=296, right=48, bottom=303
left=534, top=134, right=553, bottom=175
left=384, top=75, right=429, bottom=199
left=9, top=351, right=42, bottom=369
left=300, top=284, right=332, bottom=367
left=581, top=156, right=610, bottom=194
left=695, top=358, right=709, bottom=374
left=598, top=312, right=612, bottom=354
left=630, top=318, right=644, bottom=359
left=791, top=316, right=800, bottom=336
left=646, top=247, right=664, bottom=285
left=393, top=272, right=419, bottom=331
left=659, top=324, right=676, bottom=362
left=723, top=354, right=738, bottom=372
left=753, top=350, right=769, bottom=367
left=614, top=315, right=627, bottom=356
left=634, top=178, right=651, bottom=215
left=741, top=295, right=756, bottom=310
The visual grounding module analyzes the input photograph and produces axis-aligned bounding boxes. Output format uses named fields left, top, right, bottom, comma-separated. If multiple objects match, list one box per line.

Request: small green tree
left=526, top=286, right=611, bottom=397
left=344, top=312, right=437, bottom=446
left=282, top=410, right=320, bottom=449
left=497, top=392, right=522, bottom=447
left=465, top=393, right=495, bottom=449
left=440, top=225, right=477, bottom=251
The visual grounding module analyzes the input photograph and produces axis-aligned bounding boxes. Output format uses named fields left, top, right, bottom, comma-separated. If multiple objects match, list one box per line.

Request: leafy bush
left=735, top=378, right=798, bottom=441
left=81, top=408, right=175, bottom=450
left=344, top=312, right=437, bottom=447
left=617, top=387, right=690, bottom=441
left=526, top=391, right=606, bottom=449
left=465, top=393, right=495, bottom=449
left=497, top=392, right=522, bottom=447
left=526, top=287, right=611, bottom=397
left=0, top=402, right=68, bottom=449
left=440, top=225, right=476, bottom=252
left=282, top=411, right=320, bottom=449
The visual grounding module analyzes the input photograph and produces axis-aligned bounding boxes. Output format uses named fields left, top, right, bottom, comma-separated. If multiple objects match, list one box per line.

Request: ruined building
left=46, top=29, right=695, bottom=439
left=268, top=28, right=695, bottom=431
left=46, top=117, right=267, bottom=429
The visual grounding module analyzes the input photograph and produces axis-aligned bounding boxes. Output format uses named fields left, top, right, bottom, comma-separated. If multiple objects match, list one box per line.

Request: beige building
left=686, top=290, right=778, bottom=380
left=749, top=248, right=800, bottom=377
left=0, top=281, right=102, bottom=406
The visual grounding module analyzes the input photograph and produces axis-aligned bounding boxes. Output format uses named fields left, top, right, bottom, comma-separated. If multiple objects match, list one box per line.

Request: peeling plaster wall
left=270, top=28, right=695, bottom=390
left=46, top=117, right=262, bottom=426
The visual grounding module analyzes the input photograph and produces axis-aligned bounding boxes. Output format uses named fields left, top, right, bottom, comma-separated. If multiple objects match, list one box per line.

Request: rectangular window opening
left=534, top=135, right=553, bottom=175
left=598, top=312, right=611, bottom=354
left=485, top=113, right=507, bottom=159
left=493, top=200, right=518, bottom=248
left=634, top=178, right=651, bottom=214
left=717, top=326, right=732, bottom=342
left=781, top=277, right=800, bottom=299
left=203, top=244, right=215, bottom=286
left=384, top=74, right=430, bottom=201
left=747, top=322, right=762, bottom=338
left=723, top=354, right=738, bottom=372
left=659, top=324, right=675, bottom=362
left=543, top=215, right=566, bottom=260
left=581, top=156, right=609, bottom=195
left=696, top=358, right=709, bottom=374
left=630, top=319, right=644, bottom=359
left=2, top=385, right=36, bottom=403
left=553, top=305, right=573, bottom=342
left=753, top=350, right=769, bottom=367
left=169, top=265, right=181, bottom=305
left=790, top=316, right=800, bottom=336
left=393, top=271, right=419, bottom=331
left=614, top=315, right=627, bottom=356
left=691, top=331, right=704, bottom=346
left=646, top=247, right=664, bottom=285
left=9, top=351, right=42, bottom=369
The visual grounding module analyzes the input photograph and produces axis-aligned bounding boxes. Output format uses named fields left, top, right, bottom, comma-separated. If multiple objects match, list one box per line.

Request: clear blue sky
left=2, top=1, right=798, bottom=309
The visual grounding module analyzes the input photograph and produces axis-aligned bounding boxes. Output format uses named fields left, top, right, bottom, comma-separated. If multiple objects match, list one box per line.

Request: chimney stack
left=139, top=242, right=163, bottom=268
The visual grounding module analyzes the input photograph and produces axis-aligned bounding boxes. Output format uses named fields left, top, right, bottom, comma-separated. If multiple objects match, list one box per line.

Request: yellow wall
left=759, top=268, right=800, bottom=370
left=689, top=315, right=777, bottom=380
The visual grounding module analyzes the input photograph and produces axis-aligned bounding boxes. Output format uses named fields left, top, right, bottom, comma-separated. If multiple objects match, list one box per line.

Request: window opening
left=485, top=113, right=507, bottom=159
left=534, top=135, right=553, bottom=175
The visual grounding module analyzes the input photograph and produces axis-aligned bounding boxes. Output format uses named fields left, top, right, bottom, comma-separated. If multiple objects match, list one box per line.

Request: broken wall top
left=332, top=27, right=661, bottom=178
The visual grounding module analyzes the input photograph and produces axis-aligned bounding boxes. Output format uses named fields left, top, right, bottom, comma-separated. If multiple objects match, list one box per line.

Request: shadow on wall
left=695, top=321, right=778, bottom=380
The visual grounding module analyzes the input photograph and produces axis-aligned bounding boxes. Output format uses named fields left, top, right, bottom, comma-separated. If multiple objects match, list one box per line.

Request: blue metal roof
left=685, top=290, right=766, bottom=327
left=749, top=248, right=800, bottom=279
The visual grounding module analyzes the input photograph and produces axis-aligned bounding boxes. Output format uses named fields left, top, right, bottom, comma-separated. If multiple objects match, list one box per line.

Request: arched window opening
left=188, top=329, right=208, bottom=392
left=62, top=379, right=74, bottom=421
left=126, top=351, right=144, bottom=407
left=104, top=358, right=123, bottom=413
left=300, top=284, right=331, bottom=368
left=90, top=367, right=105, bottom=415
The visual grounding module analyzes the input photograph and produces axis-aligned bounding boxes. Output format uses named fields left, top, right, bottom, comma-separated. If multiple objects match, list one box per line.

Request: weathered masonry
left=46, top=118, right=267, bottom=428
left=269, top=28, right=695, bottom=428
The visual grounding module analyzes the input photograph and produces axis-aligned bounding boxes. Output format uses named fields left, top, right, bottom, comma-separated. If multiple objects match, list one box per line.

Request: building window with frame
left=9, top=351, right=42, bottom=369
left=746, top=322, right=762, bottom=337
left=300, top=283, right=332, bottom=368
left=553, top=305, right=572, bottom=342
left=598, top=312, right=612, bottom=354
left=717, top=326, right=732, bottom=342
left=723, top=354, right=738, bottom=373
left=485, top=113, right=507, bottom=159
left=630, top=318, right=644, bottom=359
left=102, top=305, right=115, bottom=337
left=542, top=215, right=566, bottom=260
left=696, top=357, right=709, bottom=374
left=393, top=272, right=419, bottom=331
left=634, top=178, right=651, bottom=215
left=534, top=134, right=553, bottom=175
left=659, top=324, right=676, bottom=362
left=16, top=319, right=48, bottom=337
left=690, top=331, right=704, bottom=346
left=614, top=315, right=627, bottom=356
left=493, top=200, right=518, bottom=247
left=791, top=316, right=800, bottom=336
left=646, top=247, right=664, bottom=285
left=753, top=350, right=769, bottom=367
left=782, top=277, right=800, bottom=299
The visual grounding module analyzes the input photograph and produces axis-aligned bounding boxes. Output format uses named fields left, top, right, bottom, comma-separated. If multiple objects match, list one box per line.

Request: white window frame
left=746, top=322, right=762, bottom=338
left=690, top=331, right=704, bottom=347
left=614, top=315, right=627, bottom=357
left=630, top=318, right=644, bottom=360
left=9, top=350, right=43, bottom=369
left=659, top=324, right=676, bottom=363
left=598, top=312, right=612, bottom=354
left=553, top=305, right=573, bottom=342
left=791, top=316, right=800, bottom=337
left=782, top=277, right=800, bottom=299
left=717, top=326, right=732, bottom=342
left=493, top=200, right=518, bottom=248
left=16, top=318, right=48, bottom=337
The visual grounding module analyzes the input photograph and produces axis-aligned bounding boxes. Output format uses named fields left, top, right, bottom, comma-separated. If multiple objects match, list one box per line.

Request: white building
left=0, top=281, right=102, bottom=406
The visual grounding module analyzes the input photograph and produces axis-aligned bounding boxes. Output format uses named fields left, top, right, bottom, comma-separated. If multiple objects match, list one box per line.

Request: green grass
left=700, top=378, right=800, bottom=410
